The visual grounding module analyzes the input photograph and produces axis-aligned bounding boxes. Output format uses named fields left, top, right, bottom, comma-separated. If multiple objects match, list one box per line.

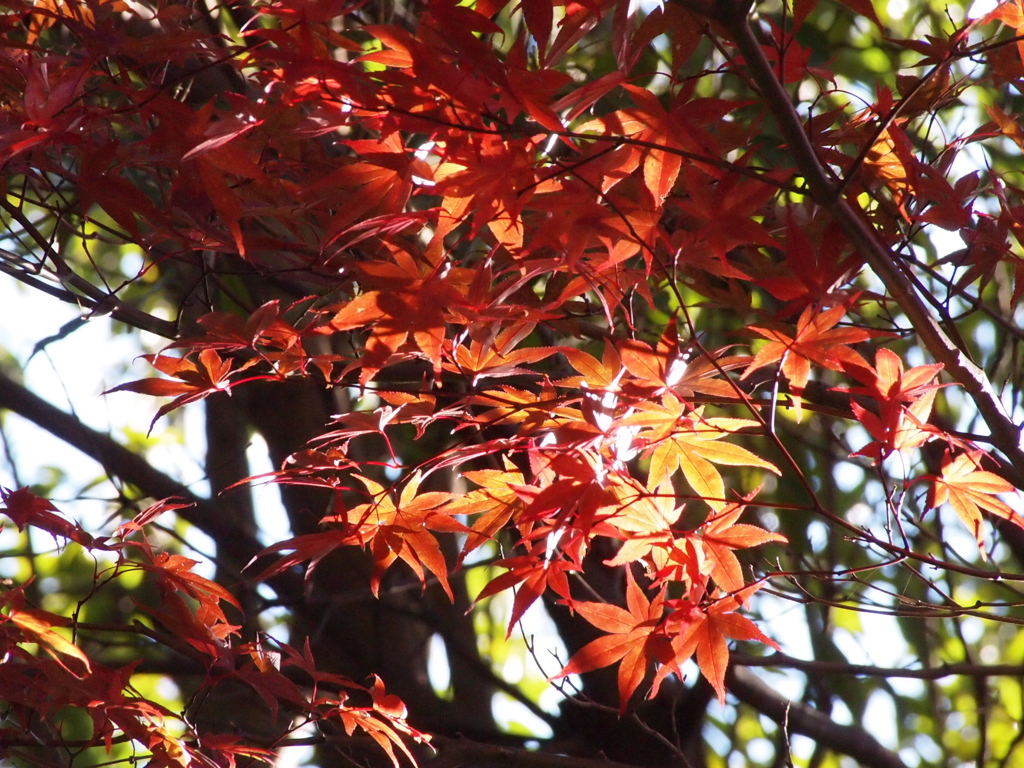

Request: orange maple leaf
left=662, top=584, right=779, bottom=704
left=336, top=676, right=430, bottom=768
left=627, top=399, right=780, bottom=508
left=552, top=570, right=673, bottom=712
left=616, top=322, right=692, bottom=390
left=449, top=459, right=526, bottom=564
left=467, top=384, right=577, bottom=433
left=6, top=606, right=92, bottom=677
left=927, top=450, right=1024, bottom=557
left=576, top=85, right=682, bottom=205
left=325, top=473, right=466, bottom=599
left=603, top=480, right=683, bottom=571
left=446, top=323, right=558, bottom=384
left=742, top=305, right=877, bottom=408
left=560, top=343, right=624, bottom=390
left=698, top=491, right=787, bottom=593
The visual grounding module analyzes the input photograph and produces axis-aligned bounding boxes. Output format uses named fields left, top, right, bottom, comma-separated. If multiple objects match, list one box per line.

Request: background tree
left=2, top=0, right=1024, bottom=767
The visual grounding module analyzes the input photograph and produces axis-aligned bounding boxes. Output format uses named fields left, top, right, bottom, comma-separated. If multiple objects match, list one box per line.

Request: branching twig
left=0, top=369, right=304, bottom=604
left=675, top=0, right=1024, bottom=487
left=731, top=651, right=1024, bottom=680
left=726, top=666, right=908, bottom=768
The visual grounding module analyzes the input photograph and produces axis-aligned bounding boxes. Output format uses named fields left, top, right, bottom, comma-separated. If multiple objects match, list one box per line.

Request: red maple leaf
left=329, top=249, right=473, bottom=382
left=553, top=570, right=674, bottom=712
left=0, top=486, right=95, bottom=548
left=698, top=490, right=787, bottom=594
left=475, top=545, right=578, bottom=637
left=107, top=349, right=258, bottom=429
left=838, top=348, right=945, bottom=460
left=662, top=584, right=779, bottom=704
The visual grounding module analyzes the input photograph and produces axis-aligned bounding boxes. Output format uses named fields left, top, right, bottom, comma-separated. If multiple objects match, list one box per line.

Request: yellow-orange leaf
left=928, top=451, right=1023, bottom=557
left=9, top=607, right=91, bottom=675
left=645, top=413, right=780, bottom=508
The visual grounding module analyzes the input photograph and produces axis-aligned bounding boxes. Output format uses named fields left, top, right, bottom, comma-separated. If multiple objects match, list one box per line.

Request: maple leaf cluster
left=4, top=0, right=1024, bottom=762
left=0, top=488, right=429, bottom=768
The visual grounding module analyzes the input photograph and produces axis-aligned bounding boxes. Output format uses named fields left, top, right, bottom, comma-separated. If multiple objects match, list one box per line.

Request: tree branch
left=0, top=370, right=302, bottom=602
left=733, top=651, right=1024, bottom=680
left=726, top=666, right=908, bottom=768
left=677, top=0, right=1024, bottom=487
left=429, top=735, right=645, bottom=768
left=0, top=200, right=179, bottom=340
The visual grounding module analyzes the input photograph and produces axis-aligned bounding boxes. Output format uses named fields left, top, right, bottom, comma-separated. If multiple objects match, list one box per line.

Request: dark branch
left=675, top=0, right=1024, bottom=486
left=726, top=667, right=908, bottom=768
left=0, top=201, right=179, bottom=340
left=733, top=652, right=1024, bottom=680
left=428, top=735, right=646, bottom=768
left=0, top=370, right=303, bottom=602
